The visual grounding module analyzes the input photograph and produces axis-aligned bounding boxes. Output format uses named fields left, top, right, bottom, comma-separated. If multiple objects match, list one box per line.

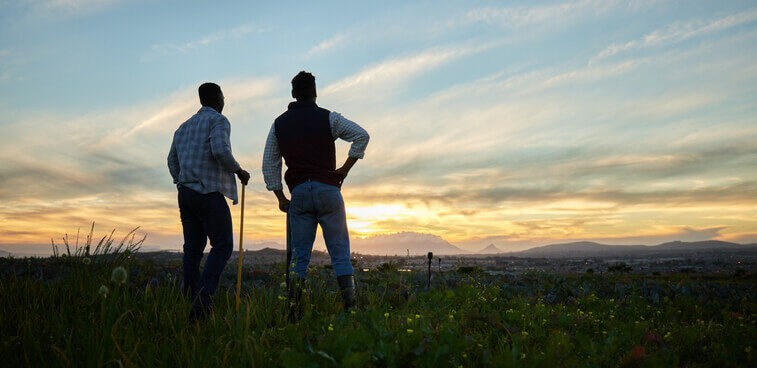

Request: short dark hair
left=198, top=82, right=222, bottom=106
left=291, top=71, right=316, bottom=100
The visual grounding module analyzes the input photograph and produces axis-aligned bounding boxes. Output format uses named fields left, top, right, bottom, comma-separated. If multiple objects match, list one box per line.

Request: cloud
left=595, top=8, right=757, bottom=60
left=306, top=33, right=349, bottom=57
left=97, top=77, right=279, bottom=145
left=344, top=180, right=757, bottom=210
left=466, top=0, right=618, bottom=27
left=718, top=232, right=757, bottom=244
left=8, top=0, right=123, bottom=18
left=144, top=23, right=267, bottom=59
left=1, top=1, right=756, bottom=248
left=0, top=74, right=287, bottom=246
left=36, top=0, right=120, bottom=11
left=624, top=0, right=671, bottom=12
left=321, top=42, right=499, bottom=102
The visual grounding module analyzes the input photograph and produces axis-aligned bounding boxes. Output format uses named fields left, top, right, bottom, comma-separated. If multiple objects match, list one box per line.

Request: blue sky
left=1, top=0, right=756, bottom=252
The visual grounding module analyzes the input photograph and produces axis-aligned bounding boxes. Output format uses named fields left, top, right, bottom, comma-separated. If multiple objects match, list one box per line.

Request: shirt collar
left=199, top=106, right=219, bottom=113
left=287, top=100, right=317, bottom=110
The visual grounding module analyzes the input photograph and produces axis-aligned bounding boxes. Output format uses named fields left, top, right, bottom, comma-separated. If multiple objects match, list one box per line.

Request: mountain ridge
left=351, top=232, right=468, bottom=255
left=513, top=240, right=756, bottom=258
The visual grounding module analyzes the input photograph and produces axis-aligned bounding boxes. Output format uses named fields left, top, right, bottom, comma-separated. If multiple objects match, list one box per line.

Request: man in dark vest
left=262, top=71, right=369, bottom=312
left=168, top=82, right=250, bottom=320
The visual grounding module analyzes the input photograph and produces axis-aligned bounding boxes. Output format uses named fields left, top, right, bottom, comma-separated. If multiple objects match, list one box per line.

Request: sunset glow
left=1, top=0, right=756, bottom=253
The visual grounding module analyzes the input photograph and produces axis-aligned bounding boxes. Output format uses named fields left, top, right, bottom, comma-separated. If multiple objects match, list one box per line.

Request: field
left=1, top=249, right=755, bottom=367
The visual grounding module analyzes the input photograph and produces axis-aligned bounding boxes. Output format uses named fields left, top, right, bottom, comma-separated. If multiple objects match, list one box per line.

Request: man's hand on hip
left=333, top=156, right=359, bottom=185
left=333, top=166, right=350, bottom=182
left=235, top=169, right=250, bottom=185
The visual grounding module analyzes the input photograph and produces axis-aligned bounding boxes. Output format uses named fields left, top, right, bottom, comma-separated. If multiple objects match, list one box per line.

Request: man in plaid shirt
left=168, top=82, right=250, bottom=320
left=262, top=71, right=369, bottom=316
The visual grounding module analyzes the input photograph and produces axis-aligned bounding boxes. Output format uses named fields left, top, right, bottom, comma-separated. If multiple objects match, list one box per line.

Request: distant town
left=126, top=240, right=757, bottom=276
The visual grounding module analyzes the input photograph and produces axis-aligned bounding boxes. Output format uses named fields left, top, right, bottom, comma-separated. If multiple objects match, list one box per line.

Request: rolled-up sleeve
left=209, top=116, right=241, bottom=173
left=330, top=112, right=369, bottom=159
left=262, top=123, right=283, bottom=191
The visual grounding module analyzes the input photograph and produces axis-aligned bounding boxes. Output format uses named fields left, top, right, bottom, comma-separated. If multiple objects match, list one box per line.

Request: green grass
left=1, top=255, right=754, bottom=367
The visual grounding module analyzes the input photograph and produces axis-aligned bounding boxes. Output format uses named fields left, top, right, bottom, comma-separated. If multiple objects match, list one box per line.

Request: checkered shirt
left=168, top=106, right=242, bottom=204
left=262, top=110, right=369, bottom=191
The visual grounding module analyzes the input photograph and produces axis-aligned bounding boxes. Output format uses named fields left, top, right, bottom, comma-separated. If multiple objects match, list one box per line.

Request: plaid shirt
left=168, top=106, right=242, bottom=204
left=262, top=110, right=369, bottom=191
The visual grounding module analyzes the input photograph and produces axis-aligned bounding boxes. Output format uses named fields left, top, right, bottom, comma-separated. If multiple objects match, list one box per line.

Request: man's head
left=291, top=71, right=316, bottom=101
left=199, top=82, right=224, bottom=113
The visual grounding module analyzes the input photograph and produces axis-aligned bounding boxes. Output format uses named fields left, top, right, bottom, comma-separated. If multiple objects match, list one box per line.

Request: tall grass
left=50, top=222, right=145, bottom=266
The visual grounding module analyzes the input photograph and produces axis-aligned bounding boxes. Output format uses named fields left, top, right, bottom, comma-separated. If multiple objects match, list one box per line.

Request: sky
left=0, top=0, right=756, bottom=253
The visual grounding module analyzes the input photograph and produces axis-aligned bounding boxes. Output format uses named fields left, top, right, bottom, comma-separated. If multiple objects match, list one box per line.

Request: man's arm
left=167, top=140, right=180, bottom=184
left=209, top=116, right=249, bottom=185
left=330, top=112, right=370, bottom=183
left=262, top=123, right=289, bottom=212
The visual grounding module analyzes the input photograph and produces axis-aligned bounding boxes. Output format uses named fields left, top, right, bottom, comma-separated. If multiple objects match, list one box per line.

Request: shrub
left=607, top=262, right=632, bottom=273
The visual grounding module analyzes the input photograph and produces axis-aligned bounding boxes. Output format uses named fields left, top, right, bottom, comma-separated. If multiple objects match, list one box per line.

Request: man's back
left=168, top=106, right=241, bottom=203
left=274, top=100, right=339, bottom=191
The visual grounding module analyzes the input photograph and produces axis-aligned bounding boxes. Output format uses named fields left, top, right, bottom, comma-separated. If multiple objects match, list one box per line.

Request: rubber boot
left=337, top=275, right=356, bottom=310
left=287, top=278, right=304, bottom=323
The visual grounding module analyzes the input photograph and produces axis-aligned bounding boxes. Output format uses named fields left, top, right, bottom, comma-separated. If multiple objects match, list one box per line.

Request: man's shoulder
left=174, top=117, right=192, bottom=134
left=193, top=109, right=229, bottom=129
left=274, top=110, right=288, bottom=123
left=199, top=107, right=226, bottom=120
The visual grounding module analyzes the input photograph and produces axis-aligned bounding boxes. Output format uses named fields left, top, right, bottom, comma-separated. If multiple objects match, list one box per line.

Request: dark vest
left=274, top=100, right=340, bottom=191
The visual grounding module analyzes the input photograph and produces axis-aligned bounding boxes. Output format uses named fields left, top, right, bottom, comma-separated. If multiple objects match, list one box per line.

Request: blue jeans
left=178, top=185, right=233, bottom=307
left=289, top=180, right=354, bottom=278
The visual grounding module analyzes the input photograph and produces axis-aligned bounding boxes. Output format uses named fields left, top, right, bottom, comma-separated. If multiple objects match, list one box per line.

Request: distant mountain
left=0, top=249, right=9, bottom=257
left=479, top=244, right=504, bottom=254
left=352, top=232, right=469, bottom=256
left=515, top=240, right=757, bottom=258
left=247, top=241, right=284, bottom=251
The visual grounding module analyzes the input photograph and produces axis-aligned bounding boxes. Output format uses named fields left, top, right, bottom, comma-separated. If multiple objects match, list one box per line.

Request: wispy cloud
left=306, top=33, right=349, bottom=58
left=95, top=77, right=279, bottom=147
left=36, top=0, right=120, bottom=11
left=595, top=8, right=757, bottom=60
left=322, top=42, right=500, bottom=101
left=466, top=0, right=618, bottom=27
left=9, top=0, right=123, bottom=18
left=144, top=23, right=267, bottom=60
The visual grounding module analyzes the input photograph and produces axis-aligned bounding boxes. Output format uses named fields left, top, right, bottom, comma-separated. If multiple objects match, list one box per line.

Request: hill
left=478, top=244, right=504, bottom=254
left=514, top=240, right=757, bottom=258
left=352, top=232, right=469, bottom=256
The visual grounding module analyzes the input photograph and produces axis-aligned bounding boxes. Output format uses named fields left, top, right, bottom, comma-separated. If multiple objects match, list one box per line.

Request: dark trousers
left=178, top=185, right=233, bottom=307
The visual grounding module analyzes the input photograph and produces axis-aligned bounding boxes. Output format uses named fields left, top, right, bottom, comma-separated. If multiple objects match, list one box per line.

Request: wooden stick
left=236, top=184, right=246, bottom=310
